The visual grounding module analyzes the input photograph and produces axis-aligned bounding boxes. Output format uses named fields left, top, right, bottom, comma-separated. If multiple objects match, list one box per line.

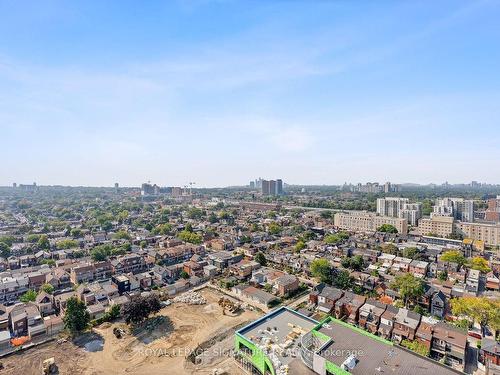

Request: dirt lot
left=2, top=287, right=260, bottom=375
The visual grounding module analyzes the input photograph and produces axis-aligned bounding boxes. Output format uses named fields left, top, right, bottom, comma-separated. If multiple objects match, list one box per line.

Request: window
left=239, top=342, right=253, bottom=356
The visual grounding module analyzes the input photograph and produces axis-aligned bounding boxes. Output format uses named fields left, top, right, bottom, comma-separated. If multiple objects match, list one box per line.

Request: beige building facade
left=334, top=212, right=408, bottom=234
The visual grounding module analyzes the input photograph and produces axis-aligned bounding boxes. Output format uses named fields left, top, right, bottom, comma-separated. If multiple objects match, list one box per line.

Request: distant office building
left=276, top=179, right=283, bottom=195
left=12, top=183, right=17, bottom=188
left=377, top=198, right=421, bottom=226
left=348, top=181, right=400, bottom=193
left=249, top=181, right=255, bottom=189
left=334, top=211, right=408, bottom=234
left=171, top=186, right=183, bottom=197
left=400, top=203, right=423, bottom=226
left=432, top=198, right=474, bottom=222
left=18, top=183, right=38, bottom=193
left=260, top=179, right=284, bottom=196
left=114, top=182, right=119, bottom=193
left=377, top=197, right=409, bottom=218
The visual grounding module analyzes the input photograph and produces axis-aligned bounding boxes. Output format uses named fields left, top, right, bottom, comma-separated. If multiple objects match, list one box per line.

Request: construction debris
left=173, top=291, right=207, bottom=305
left=42, top=358, right=57, bottom=375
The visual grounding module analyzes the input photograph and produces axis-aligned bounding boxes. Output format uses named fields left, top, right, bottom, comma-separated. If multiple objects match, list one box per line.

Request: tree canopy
left=440, top=250, right=466, bottom=267
left=377, top=224, right=398, bottom=233
left=122, top=295, right=162, bottom=325
left=64, top=297, right=90, bottom=335
left=310, top=258, right=332, bottom=284
left=391, top=273, right=424, bottom=308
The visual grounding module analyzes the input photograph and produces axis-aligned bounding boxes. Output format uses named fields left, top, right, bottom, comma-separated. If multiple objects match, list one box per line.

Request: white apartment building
left=432, top=198, right=474, bottom=223
left=377, top=198, right=422, bottom=226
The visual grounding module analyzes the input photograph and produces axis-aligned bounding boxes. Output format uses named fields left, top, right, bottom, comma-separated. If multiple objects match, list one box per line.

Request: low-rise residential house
left=203, top=264, right=218, bottom=278
left=273, top=274, right=299, bottom=297
left=45, top=268, right=72, bottom=290
left=35, top=291, right=55, bottom=316
left=479, top=339, right=500, bottom=372
left=465, top=269, right=480, bottom=295
left=111, top=275, right=131, bottom=294
left=409, top=260, right=429, bottom=278
left=431, top=322, right=467, bottom=370
left=334, top=292, right=366, bottom=324
left=358, top=299, right=387, bottom=334
left=157, top=245, right=195, bottom=266
left=70, top=263, right=95, bottom=285
left=87, top=303, right=106, bottom=320
left=485, top=272, right=500, bottom=291
left=392, top=308, right=421, bottom=342
left=378, top=305, right=399, bottom=339
left=377, top=253, right=396, bottom=268
left=229, top=260, right=261, bottom=278
left=208, top=251, right=243, bottom=271
left=43, top=314, right=64, bottom=336
left=0, top=275, right=29, bottom=303
left=112, top=254, right=147, bottom=274
left=93, top=261, right=113, bottom=280
left=9, top=302, right=45, bottom=338
left=231, top=285, right=279, bottom=307
left=392, top=257, right=412, bottom=273
left=420, top=285, right=447, bottom=318
left=28, top=271, right=46, bottom=290
left=415, top=316, right=438, bottom=352
left=310, top=284, right=343, bottom=314
left=183, top=260, right=204, bottom=277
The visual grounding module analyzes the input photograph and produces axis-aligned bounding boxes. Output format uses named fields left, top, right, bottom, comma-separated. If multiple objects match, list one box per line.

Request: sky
left=1, top=0, right=500, bottom=187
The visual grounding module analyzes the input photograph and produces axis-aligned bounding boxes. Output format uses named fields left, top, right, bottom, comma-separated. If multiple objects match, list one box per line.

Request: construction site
left=0, top=287, right=261, bottom=375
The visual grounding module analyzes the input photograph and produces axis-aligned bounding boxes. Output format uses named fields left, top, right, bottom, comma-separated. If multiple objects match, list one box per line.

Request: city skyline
left=2, top=1, right=500, bottom=186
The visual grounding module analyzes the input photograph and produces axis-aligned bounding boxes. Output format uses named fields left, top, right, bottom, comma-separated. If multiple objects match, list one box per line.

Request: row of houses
left=309, top=283, right=468, bottom=370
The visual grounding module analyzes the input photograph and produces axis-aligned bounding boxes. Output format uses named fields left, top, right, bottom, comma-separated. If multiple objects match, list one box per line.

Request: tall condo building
left=376, top=198, right=422, bottom=226
left=432, top=198, right=474, bottom=223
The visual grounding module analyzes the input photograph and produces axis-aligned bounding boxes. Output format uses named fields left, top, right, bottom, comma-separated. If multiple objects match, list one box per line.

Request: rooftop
left=314, top=317, right=461, bottom=375
left=237, top=307, right=317, bottom=366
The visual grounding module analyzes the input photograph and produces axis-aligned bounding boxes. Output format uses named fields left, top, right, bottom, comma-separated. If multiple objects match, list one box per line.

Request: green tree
left=467, top=257, right=491, bottom=273
left=178, top=230, right=202, bottom=244
left=122, top=295, right=162, bottom=325
left=268, top=222, right=282, bottom=235
left=295, top=241, right=306, bottom=252
left=37, top=234, right=50, bottom=250
left=334, top=270, right=353, bottom=290
left=20, top=289, right=37, bottom=302
left=180, top=270, right=190, bottom=279
left=70, top=228, right=83, bottom=238
left=113, top=230, right=131, bottom=240
left=391, top=273, right=424, bottom=308
left=91, top=244, right=114, bottom=261
left=438, top=270, right=448, bottom=281
left=451, top=297, right=500, bottom=331
left=402, top=247, right=419, bottom=259
left=0, top=242, right=10, bottom=258
left=310, top=259, right=332, bottom=284
left=440, top=250, right=466, bottom=267
left=64, top=297, right=90, bottom=335
left=254, top=251, right=268, bottom=266
left=56, top=239, right=79, bottom=249
left=41, top=283, right=55, bottom=294
left=377, top=224, right=398, bottom=233
left=401, top=339, right=430, bottom=357
left=153, top=223, right=173, bottom=235
left=380, top=243, right=399, bottom=255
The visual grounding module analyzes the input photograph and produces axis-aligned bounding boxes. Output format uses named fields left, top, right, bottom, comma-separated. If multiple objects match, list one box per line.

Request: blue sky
left=1, top=0, right=500, bottom=187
